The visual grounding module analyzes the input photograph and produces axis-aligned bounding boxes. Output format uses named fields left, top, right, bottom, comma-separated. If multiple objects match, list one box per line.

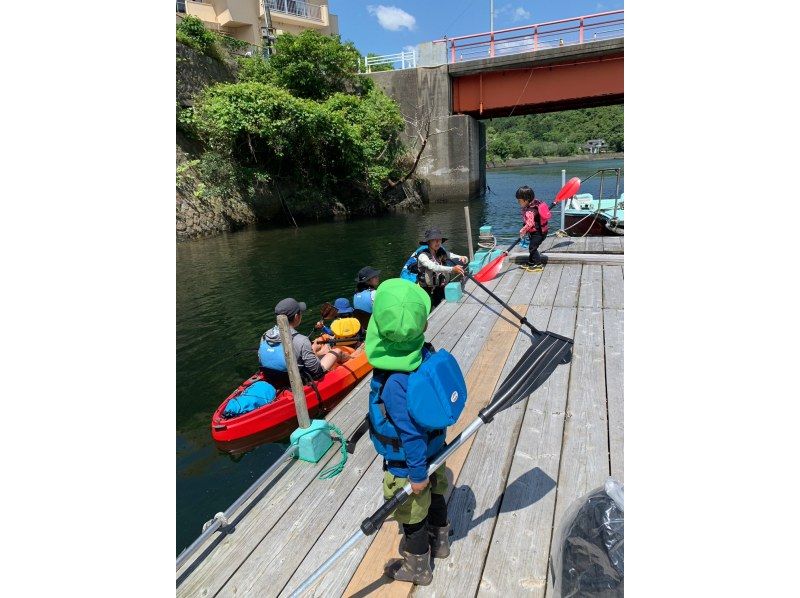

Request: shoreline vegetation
left=487, top=152, right=624, bottom=169
left=175, top=17, right=624, bottom=240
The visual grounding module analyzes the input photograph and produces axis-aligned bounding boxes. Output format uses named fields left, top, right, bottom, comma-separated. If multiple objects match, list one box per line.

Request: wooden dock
left=177, top=237, right=624, bottom=597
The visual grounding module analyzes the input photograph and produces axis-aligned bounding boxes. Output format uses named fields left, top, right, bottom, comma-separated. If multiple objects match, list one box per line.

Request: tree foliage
left=267, top=30, right=371, bottom=100
left=193, top=82, right=404, bottom=196
left=176, top=16, right=222, bottom=61
left=486, top=106, right=624, bottom=161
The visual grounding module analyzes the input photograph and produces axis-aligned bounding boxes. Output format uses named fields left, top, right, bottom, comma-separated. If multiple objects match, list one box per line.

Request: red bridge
left=364, top=10, right=624, bottom=200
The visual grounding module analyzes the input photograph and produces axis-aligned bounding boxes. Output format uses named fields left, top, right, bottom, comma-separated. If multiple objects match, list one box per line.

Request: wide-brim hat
left=355, top=266, right=381, bottom=283
left=365, top=279, right=431, bottom=372
left=420, top=227, right=448, bottom=245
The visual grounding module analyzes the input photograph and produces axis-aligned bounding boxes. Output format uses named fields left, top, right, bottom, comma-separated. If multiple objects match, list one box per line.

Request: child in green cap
left=365, top=278, right=465, bottom=585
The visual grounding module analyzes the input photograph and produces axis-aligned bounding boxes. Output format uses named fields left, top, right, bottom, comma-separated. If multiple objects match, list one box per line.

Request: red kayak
left=211, top=346, right=372, bottom=454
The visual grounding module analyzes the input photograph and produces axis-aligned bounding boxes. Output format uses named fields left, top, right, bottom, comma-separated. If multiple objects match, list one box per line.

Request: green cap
left=365, top=279, right=431, bottom=372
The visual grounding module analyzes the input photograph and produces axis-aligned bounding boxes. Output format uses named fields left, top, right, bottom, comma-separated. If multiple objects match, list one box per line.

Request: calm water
left=175, top=158, right=623, bottom=554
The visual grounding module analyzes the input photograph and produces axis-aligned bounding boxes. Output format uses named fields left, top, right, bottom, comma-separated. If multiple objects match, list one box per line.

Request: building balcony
left=267, top=0, right=329, bottom=28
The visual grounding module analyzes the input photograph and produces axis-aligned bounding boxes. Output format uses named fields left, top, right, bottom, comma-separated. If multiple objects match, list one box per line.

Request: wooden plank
left=278, top=456, right=387, bottom=597
left=508, top=265, right=544, bottom=306
left=479, top=306, right=577, bottom=598
left=584, top=236, right=604, bottom=253
left=177, top=378, right=377, bottom=596
left=602, top=265, right=624, bottom=309
left=217, top=416, right=385, bottom=596
left=577, top=265, right=602, bottom=309
left=549, top=307, right=609, bottom=530
left=419, top=306, right=562, bottom=598
left=604, top=308, right=624, bottom=480
left=425, top=300, right=460, bottom=340
left=566, top=237, right=587, bottom=253
left=603, top=236, right=622, bottom=253
left=530, top=264, right=563, bottom=307
left=553, top=264, right=581, bottom=308
left=539, top=236, right=556, bottom=253
left=343, top=305, right=526, bottom=598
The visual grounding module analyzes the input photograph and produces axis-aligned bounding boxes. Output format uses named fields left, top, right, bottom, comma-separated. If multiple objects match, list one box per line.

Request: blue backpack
left=368, top=348, right=467, bottom=462
left=258, top=336, right=287, bottom=371
left=223, top=381, right=277, bottom=417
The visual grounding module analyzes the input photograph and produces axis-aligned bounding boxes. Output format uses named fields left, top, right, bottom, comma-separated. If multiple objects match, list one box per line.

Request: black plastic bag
left=551, top=478, right=624, bottom=597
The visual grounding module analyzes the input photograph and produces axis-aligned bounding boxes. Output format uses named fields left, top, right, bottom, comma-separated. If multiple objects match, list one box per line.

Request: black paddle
left=287, top=324, right=572, bottom=596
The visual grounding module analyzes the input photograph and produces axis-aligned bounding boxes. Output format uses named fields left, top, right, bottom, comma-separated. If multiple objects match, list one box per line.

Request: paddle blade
left=320, top=302, right=337, bottom=320
left=473, top=253, right=507, bottom=283
left=554, top=177, right=581, bottom=203
left=480, top=331, right=573, bottom=422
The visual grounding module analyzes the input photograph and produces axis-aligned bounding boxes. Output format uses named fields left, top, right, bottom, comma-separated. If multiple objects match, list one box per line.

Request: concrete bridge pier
left=366, top=66, right=485, bottom=203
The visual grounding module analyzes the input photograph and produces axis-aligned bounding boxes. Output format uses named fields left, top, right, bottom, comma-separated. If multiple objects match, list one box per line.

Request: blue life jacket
left=258, top=327, right=287, bottom=371
left=400, top=245, right=449, bottom=285
left=368, top=347, right=467, bottom=463
left=353, top=289, right=374, bottom=313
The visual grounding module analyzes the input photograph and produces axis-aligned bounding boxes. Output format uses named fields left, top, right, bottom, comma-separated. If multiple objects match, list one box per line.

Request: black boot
left=428, top=522, right=451, bottom=558
left=384, top=547, right=433, bottom=585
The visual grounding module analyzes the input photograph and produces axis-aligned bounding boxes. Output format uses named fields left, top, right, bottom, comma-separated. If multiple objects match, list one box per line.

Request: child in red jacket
left=517, top=185, right=551, bottom=272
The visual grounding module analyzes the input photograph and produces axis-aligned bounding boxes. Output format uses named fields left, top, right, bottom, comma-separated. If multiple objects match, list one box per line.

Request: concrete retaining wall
left=366, top=67, right=485, bottom=202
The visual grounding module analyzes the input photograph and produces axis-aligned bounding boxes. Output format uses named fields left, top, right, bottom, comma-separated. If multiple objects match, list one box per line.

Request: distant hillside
left=485, top=105, right=623, bottom=161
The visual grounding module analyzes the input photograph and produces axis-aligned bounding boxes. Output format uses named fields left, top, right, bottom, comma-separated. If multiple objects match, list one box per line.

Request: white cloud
left=367, top=5, right=417, bottom=31
left=512, top=7, right=531, bottom=22
left=402, top=45, right=416, bottom=54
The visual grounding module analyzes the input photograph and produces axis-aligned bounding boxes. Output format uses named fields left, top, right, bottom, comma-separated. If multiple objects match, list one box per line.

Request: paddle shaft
left=467, top=272, right=542, bottom=335
left=288, top=335, right=561, bottom=595
left=288, top=418, right=484, bottom=597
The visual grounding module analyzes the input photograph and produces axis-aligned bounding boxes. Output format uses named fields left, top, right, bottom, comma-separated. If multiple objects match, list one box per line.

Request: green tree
left=176, top=16, right=222, bottom=61
left=268, top=30, right=370, bottom=100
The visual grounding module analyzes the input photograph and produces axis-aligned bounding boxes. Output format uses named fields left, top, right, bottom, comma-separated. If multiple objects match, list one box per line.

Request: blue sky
left=331, top=1, right=624, bottom=56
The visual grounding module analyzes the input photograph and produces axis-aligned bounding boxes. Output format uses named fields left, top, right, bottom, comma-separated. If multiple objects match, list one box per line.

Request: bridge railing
left=436, top=10, right=623, bottom=64
left=361, top=50, right=417, bottom=73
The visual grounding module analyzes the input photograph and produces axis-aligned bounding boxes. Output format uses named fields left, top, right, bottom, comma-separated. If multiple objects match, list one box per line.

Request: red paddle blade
left=473, top=253, right=508, bottom=283
left=554, top=177, right=581, bottom=203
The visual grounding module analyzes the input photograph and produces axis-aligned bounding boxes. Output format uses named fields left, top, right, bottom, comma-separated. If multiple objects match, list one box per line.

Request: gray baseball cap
left=274, top=298, right=307, bottom=318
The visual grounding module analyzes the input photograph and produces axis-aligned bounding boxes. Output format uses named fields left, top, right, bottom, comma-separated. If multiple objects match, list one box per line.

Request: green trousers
left=383, top=463, right=448, bottom=525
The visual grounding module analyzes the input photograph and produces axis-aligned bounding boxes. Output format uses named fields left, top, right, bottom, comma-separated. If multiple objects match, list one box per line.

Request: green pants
left=383, top=463, right=448, bottom=525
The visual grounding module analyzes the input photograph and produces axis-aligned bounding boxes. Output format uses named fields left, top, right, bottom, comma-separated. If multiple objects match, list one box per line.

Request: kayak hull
left=211, top=348, right=372, bottom=454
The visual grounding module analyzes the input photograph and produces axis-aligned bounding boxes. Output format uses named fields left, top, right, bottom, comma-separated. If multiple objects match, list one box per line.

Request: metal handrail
left=433, top=9, right=623, bottom=64
left=362, top=50, right=416, bottom=73
left=267, top=0, right=323, bottom=22
left=176, top=444, right=298, bottom=571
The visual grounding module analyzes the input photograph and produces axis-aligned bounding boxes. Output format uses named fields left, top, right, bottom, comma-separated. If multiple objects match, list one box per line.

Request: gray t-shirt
left=290, top=328, right=325, bottom=380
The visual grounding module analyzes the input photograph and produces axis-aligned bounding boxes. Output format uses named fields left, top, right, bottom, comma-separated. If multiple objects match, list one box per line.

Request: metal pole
left=277, top=314, right=311, bottom=429
left=490, top=0, right=494, bottom=34
left=176, top=444, right=297, bottom=571
left=561, top=169, right=566, bottom=231
left=464, top=206, right=474, bottom=262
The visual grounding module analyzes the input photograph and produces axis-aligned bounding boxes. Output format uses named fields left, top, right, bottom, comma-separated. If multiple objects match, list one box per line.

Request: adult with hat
left=408, top=227, right=468, bottom=309
left=353, top=266, right=381, bottom=329
left=258, top=297, right=344, bottom=385
left=365, top=278, right=465, bottom=585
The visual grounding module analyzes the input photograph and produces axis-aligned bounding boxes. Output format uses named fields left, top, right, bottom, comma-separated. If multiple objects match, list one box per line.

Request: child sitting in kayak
left=259, top=298, right=346, bottom=386
left=315, top=297, right=355, bottom=336
left=517, top=185, right=551, bottom=272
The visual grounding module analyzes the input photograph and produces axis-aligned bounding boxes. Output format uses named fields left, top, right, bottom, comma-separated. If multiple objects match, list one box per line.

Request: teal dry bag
left=406, top=349, right=468, bottom=430
left=223, top=380, right=277, bottom=417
